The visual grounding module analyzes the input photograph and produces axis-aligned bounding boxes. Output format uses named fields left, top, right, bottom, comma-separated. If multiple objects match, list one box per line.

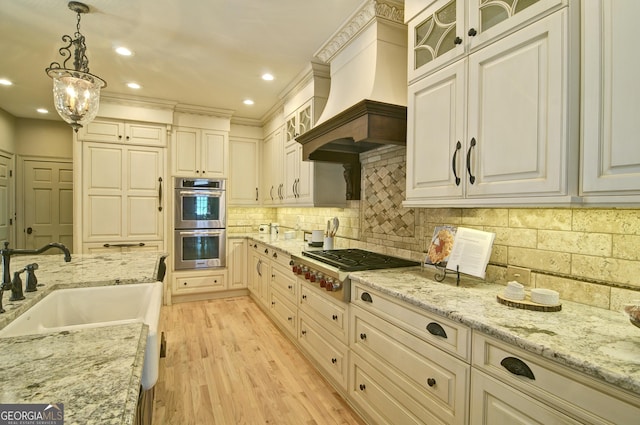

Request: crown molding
left=315, top=0, right=404, bottom=63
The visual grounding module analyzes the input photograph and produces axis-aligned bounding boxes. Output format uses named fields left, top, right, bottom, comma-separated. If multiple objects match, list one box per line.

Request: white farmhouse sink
left=0, top=282, right=162, bottom=389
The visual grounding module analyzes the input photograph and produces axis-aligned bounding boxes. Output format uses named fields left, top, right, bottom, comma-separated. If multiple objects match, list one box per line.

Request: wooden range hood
left=295, top=99, right=407, bottom=200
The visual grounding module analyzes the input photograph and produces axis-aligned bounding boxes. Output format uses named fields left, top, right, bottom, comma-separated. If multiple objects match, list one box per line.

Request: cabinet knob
left=360, top=333, right=367, bottom=340
left=359, top=384, right=366, bottom=391
left=183, top=282, right=187, bottom=286
left=454, top=36, right=462, bottom=45
left=264, top=248, right=269, bottom=254
left=287, top=316, right=293, bottom=321
left=332, top=314, right=338, bottom=321
left=271, top=301, right=276, bottom=305
left=301, top=330, right=307, bottom=336
left=331, top=358, right=337, bottom=364
left=272, top=252, right=277, bottom=258
left=468, top=28, right=477, bottom=37
left=302, top=294, right=307, bottom=300
left=287, top=285, right=293, bottom=290
left=427, top=378, right=436, bottom=387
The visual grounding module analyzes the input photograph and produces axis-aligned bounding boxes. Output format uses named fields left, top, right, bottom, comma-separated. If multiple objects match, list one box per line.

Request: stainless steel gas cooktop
left=291, top=249, right=420, bottom=302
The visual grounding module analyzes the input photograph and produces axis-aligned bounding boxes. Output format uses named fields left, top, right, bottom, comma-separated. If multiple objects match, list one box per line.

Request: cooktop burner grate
left=302, top=249, right=420, bottom=272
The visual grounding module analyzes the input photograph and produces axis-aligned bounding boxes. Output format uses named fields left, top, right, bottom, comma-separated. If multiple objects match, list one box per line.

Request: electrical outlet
left=506, top=266, right=531, bottom=286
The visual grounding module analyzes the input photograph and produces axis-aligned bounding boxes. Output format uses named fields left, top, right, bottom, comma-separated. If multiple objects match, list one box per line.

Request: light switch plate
left=506, top=265, right=531, bottom=286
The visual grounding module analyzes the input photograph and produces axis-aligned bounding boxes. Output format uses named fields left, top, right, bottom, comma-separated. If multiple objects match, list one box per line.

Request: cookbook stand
left=433, top=263, right=460, bottom=286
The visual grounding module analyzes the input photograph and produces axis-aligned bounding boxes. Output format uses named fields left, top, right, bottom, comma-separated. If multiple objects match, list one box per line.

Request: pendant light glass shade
left=46, top=2, right=106, bottom=132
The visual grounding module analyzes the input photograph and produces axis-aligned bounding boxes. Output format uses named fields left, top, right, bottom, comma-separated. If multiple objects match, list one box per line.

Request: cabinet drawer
left=271, top=263, right=296, bottom=304
left=298, top=312, right=348, bottom=390
left=352, top=282, right=470, bottom=360
left=268, top=248, right=292, bottom=269
left=352, top=305, right=469, bottom=425
left=173, top=272, right=226, bottom=294
left=349, top=352, right=446, bottom=425
left=299, top=284, right=348, bottom=344
left=470, top=368, right=581, bottom=425
left=473, top=332, right=640, bottom=425
left=269, top=290, right=297, bottom=338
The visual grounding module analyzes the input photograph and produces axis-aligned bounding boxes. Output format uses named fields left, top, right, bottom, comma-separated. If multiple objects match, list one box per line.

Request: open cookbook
left=425, top=226, right=495, bottom=279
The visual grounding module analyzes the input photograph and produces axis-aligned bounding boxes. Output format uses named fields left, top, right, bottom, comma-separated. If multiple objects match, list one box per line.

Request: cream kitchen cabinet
left=471, top=332, right=640, bottom=425
left=269, top=260, right=297, bottom=338
left=172, top=269, right=227, bottom=297
left=581, top=0, right=640, bottom=203
left=248, top=242, right=271, bottom=308
left=406, top=0, right=566, bottom=83
left=77, top=119, right=167, bottom=147
left=80, top=142, right=165, bottom=252
left=228, top=137, right=260, bottom=206
left=350, top=283, right=470, bottom=425
left=172, top=127, right=227, bottom=177
left=284, top=100, right=313, bottom=145
left=227, top=238, right=247, bottom=289
left=405, top=7, right=580, bottom=206
left=262, top=126, right=284, bottom=205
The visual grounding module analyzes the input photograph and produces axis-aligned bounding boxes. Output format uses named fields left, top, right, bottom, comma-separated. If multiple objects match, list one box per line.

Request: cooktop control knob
left=319, top=276, right=327, bottom=288
left=310, top=273, right=317, bottom=283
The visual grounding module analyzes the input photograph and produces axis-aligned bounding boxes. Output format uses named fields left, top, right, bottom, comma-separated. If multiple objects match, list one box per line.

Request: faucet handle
left=9, top=270, right=25, bottom=301
left=25, top=263, right=38, bottom=293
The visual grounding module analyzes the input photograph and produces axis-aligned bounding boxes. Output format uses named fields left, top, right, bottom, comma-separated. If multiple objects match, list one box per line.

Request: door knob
left=26, top=227, right=33, bottom=235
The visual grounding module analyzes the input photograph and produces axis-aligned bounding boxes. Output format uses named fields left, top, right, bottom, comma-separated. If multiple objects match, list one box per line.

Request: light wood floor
left=152, top=297, right=367, bottom=425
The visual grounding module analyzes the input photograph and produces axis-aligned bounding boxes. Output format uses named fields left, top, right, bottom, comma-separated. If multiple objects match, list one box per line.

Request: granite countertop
left=239, top=234, right=640, bottom=397
left=0, top=251, right=166, bottom=425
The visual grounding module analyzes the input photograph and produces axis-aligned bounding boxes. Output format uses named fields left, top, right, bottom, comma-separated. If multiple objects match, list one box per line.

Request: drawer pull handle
left=426, top=322, right=447, bottom=339
left=359, top=384, right=366, bottom=391
left=501, top=357, right=535, bottom=380
left=427, top=378, right=436, bottom=387
left=360, top=292, right=373, bottom=303
left=332, top=314, right=338, bottom=320
left=331, top=358, right=337, bottom=364
left=360, top=333, right=367, bottom=340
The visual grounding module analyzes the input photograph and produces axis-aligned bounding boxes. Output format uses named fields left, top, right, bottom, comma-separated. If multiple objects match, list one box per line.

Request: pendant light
left=45, top=1, right=106, bottom=132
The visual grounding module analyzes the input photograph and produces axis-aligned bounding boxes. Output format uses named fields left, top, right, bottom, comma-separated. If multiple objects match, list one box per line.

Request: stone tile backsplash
left=229, top=146, right=640, bottom=311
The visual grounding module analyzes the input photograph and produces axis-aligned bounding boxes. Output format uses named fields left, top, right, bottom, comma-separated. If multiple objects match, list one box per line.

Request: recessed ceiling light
left=243, top=99, right=254, bottom=105
left=0, top=79, right=12, bottom=86
left=261, top=73, right=274, bottom=81
left=36, top=108, right=48, bottom=114
left=115, top=46, right=133, bottom=56
left=127, top=82, right=141, bottom=89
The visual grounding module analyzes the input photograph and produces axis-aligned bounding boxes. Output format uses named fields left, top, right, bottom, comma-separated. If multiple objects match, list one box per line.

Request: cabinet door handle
left=157, top=177, right=163, bottom=211
left=103, top=242, right=145, bottom=248
left=256, top=259, right=262, bottom=276
left=454, top=36, right=462, bottom=45
left=360, top=292, right=373, bottom=303
left=468, top=28, right=477, bottom=37
left=270, top=186, right=274, bottom=201
left=452, top=141, right=461, bottom=186
left=426, top=322, right=448, bottom=339
left=501, top=356, right=535, bottom=380
left=255, top=187, right=258, bottom=201
left=466, top=137, right=477, bottom=184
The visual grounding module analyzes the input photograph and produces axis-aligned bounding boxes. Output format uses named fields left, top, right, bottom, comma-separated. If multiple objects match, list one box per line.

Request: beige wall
left=0, top=108, right=16, bottom=154
left=15, top=118, right=72, bottom=159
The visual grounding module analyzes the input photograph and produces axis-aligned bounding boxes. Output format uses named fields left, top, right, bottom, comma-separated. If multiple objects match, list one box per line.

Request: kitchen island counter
left=0, top=251, right=166, bottom=425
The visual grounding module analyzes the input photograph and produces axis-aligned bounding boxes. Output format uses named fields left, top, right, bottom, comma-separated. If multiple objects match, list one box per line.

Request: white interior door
left=0, top=153, right=12, bottom=246
left=23, top=159, right=73, bottom=251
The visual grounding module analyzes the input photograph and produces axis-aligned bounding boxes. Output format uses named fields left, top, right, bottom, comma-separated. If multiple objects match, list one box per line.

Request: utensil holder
left=323, top=237, right=334, bottom=250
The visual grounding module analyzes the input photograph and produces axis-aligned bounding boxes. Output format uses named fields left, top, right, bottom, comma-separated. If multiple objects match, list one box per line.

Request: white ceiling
left=0, top=0, right=364, bottom=123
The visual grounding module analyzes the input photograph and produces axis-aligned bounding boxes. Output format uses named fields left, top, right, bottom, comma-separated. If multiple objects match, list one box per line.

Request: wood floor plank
left=152, top=297, right=367, bottom=425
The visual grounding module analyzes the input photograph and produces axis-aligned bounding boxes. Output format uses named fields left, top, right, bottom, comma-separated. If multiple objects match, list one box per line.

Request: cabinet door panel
left=201, top=131, right=226, bottom=177
left=467, top=11, right=566, bottom=197
left=407, top=60, right=466, bottom=200
left=174, top=129, right=199, bottom=175
left=582, top=0, right=640, bottom=195
left=126, top=123, right=165, bottom=146
left=229, top=138, right=259, bottom=205
left=87, top=196, right=122, bottom=238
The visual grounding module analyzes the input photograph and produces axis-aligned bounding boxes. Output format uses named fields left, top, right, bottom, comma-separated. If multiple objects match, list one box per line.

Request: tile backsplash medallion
left=229, top=146, right=640, bottom=311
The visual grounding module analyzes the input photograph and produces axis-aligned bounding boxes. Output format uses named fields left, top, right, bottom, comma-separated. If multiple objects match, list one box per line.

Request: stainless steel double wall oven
left=174, top=178, right=226, bottom=270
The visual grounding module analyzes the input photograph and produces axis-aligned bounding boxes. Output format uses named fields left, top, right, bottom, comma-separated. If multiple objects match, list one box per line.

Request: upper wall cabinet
left=77, top=119, right=167, bottom=147
left=228, top=137, right=260, bottom=206
left=407, top=0, right=566, bottom=83
left=172, top=127, right=228, bottom=178
left=581, top=1, right=640, bottom=204
left=285, top=100, right=313, bottom=145
left=405, top=2, right=580, bottom=207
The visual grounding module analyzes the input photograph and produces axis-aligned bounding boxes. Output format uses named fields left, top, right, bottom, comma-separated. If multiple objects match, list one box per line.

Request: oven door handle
left=178, top=190, right=223, bottom=197
left=178, top=230, right=224, bottom=236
